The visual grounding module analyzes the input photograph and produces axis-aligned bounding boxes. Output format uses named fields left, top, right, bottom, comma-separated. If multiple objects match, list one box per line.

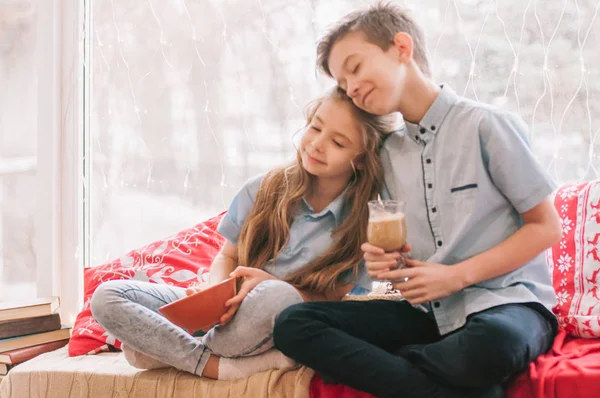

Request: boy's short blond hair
left=317, top=1, right=430, bottom=78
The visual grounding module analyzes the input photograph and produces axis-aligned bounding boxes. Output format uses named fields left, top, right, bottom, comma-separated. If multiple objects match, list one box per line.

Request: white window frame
left=35, top=0, right=85, bottom=326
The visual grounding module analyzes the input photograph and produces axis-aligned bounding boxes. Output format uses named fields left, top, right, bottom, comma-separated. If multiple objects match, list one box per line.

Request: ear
left=392, top=32, right=414, bottom=64
left=353, top=154, right=366, bottom=170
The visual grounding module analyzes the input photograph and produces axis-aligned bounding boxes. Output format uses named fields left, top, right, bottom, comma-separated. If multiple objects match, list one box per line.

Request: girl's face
left=300, top=98, right=364, bottom=181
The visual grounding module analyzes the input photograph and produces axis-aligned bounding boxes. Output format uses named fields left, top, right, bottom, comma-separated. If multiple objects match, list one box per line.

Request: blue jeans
left=274, top=300, right=555, bottom=398
left=91, top=279, right=303, bottom=375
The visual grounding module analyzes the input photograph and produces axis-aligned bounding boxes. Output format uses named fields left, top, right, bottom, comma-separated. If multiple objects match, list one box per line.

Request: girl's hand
left=185, top=281, right=210, bottom=296
left=219, top=267, right=276, bottom=326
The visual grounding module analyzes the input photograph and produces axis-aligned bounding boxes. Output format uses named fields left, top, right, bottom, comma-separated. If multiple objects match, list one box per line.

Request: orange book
left=159, top=277, right=237, bottom=333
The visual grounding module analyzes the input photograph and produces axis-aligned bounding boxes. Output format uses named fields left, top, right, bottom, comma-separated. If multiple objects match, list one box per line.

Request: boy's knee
left=462, top=317, right=532, bottom=386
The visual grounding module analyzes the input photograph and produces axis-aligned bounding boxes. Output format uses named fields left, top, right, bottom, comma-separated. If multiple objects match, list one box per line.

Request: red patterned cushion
left=548, top=181, right=600, bottom=338
left=68, top=212, right=226, bottom=356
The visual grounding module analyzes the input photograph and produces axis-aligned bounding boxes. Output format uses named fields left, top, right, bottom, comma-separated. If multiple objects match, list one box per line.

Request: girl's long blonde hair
left=237, top=87, right=393, bottom=294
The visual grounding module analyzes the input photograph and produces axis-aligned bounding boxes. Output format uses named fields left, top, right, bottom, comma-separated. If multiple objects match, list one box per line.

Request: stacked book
left=0, top=297, right=70, bottom=381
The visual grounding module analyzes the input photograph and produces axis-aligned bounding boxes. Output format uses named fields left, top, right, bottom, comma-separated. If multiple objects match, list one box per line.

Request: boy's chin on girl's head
left=342, top=84, right=406, bottom=117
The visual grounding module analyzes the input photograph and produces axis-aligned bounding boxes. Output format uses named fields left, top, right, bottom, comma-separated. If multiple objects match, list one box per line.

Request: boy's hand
left=377, top=259, right=466, bottom=305
left=219, top=267, right=276, bottom=326
left=361, top=242, right=412, bottom=279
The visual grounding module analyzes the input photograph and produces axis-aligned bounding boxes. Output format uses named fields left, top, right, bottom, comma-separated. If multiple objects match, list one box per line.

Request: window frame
left=35, top=0, right=86, bottom=326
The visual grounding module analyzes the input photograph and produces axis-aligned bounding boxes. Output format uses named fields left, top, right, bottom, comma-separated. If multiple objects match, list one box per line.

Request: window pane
left=0, top=0, right=38, bottom=299
left=88, top=0, right=599, bottom=265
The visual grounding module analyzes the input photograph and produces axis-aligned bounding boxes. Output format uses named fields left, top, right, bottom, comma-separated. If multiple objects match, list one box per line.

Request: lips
left=361, top=89, right=374, bottom=106
left=305, top=152, right=326, bottom=165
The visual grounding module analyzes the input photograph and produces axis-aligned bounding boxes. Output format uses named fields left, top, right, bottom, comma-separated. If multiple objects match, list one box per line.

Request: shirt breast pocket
left=449, top=183, right=478, bottom=198
left=444, top=183, right=479, bottom=233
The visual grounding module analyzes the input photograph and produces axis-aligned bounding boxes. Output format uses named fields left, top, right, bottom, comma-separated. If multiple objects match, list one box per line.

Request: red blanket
left=310, top=374, right=374, bottom=398
left=506, top=330, right=600, bottom=398
left=310, top=331, right=600, bottom=398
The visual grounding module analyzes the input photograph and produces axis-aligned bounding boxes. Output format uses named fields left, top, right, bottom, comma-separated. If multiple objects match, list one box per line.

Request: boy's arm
left=453, top=109, right=561, bottom=285
left=458, top=108, right=561, bottom=280
left=453, top=197, right=561, bottom=288
left=383, top=199, right=560, bottom=304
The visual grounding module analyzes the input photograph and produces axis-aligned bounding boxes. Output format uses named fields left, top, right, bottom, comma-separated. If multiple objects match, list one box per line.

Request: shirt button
left=437, top=240, right=443, bottom=247
left=428, top=183, right=432, bottom=189
left=432, top=207, right=437, bottom=213
left=431, top=125, right=436, bottom=131
left=304, top=215, right=311, bottom=221
left=419, top=127, right=426, bottom=134
left=433, top=302, right=441, bottom=308
left=426, top=159, right=431, bottom=164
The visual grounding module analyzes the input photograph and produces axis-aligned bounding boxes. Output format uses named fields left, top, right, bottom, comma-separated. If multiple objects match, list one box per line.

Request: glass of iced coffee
left=367, top=200, right=407, bottom=269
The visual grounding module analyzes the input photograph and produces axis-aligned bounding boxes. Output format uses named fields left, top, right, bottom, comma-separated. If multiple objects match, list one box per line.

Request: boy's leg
left=274, top=300, right=444, bottom=397
left=397, top=304, right=555, bottom=390
left=275, top=301, right=551, bottom=398
left=90, top=280, right=210, bottom=375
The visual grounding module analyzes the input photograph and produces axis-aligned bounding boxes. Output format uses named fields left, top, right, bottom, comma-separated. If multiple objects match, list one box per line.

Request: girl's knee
left=248, top=280, right=303, bottom=310
left=90, top=280, right=125, bottom=324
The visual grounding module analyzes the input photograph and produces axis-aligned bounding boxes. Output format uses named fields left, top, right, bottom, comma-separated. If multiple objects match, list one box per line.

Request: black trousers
left=274, top=300, right=555, bottom=398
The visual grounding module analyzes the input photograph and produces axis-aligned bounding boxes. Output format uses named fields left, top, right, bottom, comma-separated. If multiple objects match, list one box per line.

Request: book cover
left=0, top=338, right=69, bottom=365
left=0, top=326, right=70, bottom=353
left=0, top=313, right=61, bottom=340
left=0, top=297, right=60, bottom=322
left=159, top=277, right=237, bottom=333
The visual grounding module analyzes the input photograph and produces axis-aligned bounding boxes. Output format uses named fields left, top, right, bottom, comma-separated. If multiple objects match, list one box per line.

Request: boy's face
left=328, top=31, right=407, bottom=116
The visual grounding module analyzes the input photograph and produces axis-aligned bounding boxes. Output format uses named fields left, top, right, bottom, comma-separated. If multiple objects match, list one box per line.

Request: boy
left=273, top=2, right=562, bottom=397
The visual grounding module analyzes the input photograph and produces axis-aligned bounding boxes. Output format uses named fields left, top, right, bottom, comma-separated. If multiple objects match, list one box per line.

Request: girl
left=91, top=87, right=392, bottom=381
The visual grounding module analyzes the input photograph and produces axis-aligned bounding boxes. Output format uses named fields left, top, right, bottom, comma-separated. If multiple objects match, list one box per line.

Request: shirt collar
left=404, top=84, right=457, bottom=144
left=301, top=186, right=348, bottom=224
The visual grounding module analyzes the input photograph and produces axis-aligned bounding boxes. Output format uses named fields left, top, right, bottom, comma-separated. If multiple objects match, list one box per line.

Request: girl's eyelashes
left=308, top=124, right=346, bottom=148
left=352, top=63, right=360, bottom=73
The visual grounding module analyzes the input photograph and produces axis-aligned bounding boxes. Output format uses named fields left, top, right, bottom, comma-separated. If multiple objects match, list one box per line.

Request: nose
left=310, top=133, right=326, bottom=152
left=347, top=77, right=360, bottom=99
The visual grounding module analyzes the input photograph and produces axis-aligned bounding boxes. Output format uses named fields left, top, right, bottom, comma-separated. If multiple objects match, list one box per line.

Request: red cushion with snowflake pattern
left=68, top=212, right=226, bottom=356
left=548, top=181, right=600, bottom=338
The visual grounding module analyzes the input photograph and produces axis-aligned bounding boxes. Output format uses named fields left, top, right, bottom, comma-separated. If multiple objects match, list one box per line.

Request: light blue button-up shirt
left=218, top=174, right=372, bottom=292
left=381, top=85, right=557, bottom=335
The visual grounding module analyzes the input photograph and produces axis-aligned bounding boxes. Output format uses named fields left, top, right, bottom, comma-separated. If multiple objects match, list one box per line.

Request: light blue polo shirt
left=217, top=174, right=372, bottom=293
left=381, top=84, right=557, bottom=335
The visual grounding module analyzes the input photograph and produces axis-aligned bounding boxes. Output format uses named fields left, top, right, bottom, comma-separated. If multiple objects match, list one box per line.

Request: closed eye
left=333, top=141, right=344, bottom=148
left=310, top=125, right=321, bottom=132
left=352, top=63, right=360, bottom=74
